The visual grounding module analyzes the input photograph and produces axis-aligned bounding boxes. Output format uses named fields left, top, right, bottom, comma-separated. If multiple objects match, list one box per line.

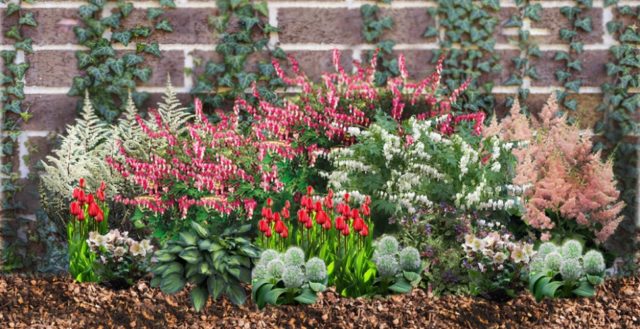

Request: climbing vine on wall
left=191, top=0, right=285, bottom=109
left=360, top=0, right=398, bottom=86
left=553, top=0, right=594, bottom=115
left=425, top=0, right=502, bottom=115
left=503, top=0, right=542, bottom=114
left=597, top=0, right=640, bottom=249
left=0, top=0, right=37, bottom=214
left=68, top=0, right=176, bottom=122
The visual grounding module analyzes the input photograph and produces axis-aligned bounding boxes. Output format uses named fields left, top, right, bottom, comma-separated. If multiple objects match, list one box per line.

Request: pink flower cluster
left=485, top=95, right=625, bottom=243
left=108, top=99, right=296, bottom=218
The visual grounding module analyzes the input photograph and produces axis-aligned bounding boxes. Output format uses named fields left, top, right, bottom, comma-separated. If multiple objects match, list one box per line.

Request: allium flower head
left=282, top=265, right=305, bottom=288
left=561, top=240, right=583, bottom=259
left=560, top=258, right=583, bottom=281
left=537, top=242, right=558, bottom=259
left=259, top=249, right=280, bottom=266
left=375, top=254, right=399, bottom=278
left=528, top=257, right=545, bottom=274
left=583, top=250, right=605, bottom=275
left=544, top=251, right=562, bottom=272
left=267, top=259, right=285, bottom=279
left=283, top=247, right=305, bottom=267
left=376, top=235, right=400, bottom=256
left=305, top=257, right=327, bottom=282
left=399, top=247, right=421, bottom=272
left=252, top=264, right=268, bottom=280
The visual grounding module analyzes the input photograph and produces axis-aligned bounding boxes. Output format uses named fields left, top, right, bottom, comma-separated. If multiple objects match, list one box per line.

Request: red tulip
left=258, top=219, right=269, bottom=232
left=298, top=209, right=309, bottom=224
left=87, top=193, right=95, bottom=205
left=284, top=200, right=291, bottom=208
left=315, top=210, right=327, bottom=225
left=70, top=201, right=81, bottom=216
left=353, top=217, right=364, bottom=232
left=79, top=178, right=85, bottom=189
left=261, top=207, right=273, bottom=221
left=361, top=204, right=370, bottom=217
left=76, top=210, right=85, bottom=221
left=341, top=204, right=351, bottom=217
left=359, top=225, right=369, bottom=237
left=273, top=212, right=281, bottom=223
left=306, top=185, right=314, bottom=196
left=95, top=210, right=104, bottom=222
left=265, top=228, right=273, bottom=238
left=96, top=189, right=105, bottom=202
left=324, top=195, right=333, bottom=209
left=335, top=216, right=346, bottom=231
left=322, top=218, right=332, bottom=230
left=314, top=201, right=323, bottom=213
left=280, top=228, right=289, bottom=238
left=343, top=192, right=350, bottom=203
left=88, top=202, right=100, bottom=217
left=274, top=220, right=286, bottom=234
left=341, top=226, right=350, bottom=236
left=351, top=208, right=360, bottom=220
left=304, top=219, right=313, bottom=229
left=266, top=198, right=273, bottom=207
left=281, top=207, right=290, bottom=219
left=364, top=196, right=371, bottom=205
left=327, top=189, right=334, bottom=199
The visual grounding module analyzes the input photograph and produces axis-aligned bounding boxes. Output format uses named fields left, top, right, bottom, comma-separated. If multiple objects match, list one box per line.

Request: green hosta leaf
left=179, top=248, right=201, bottom=264
left=294, top=289, right=318, bottom=305
left=155, top=252, right=176, bottom=262
left=190, top=286, right=208, bottom=312
left=156, top=19, right=173, bottom=32
left=403, top=271, right=422, bottom=285
left=309, top=282, right=326, bottom=293
left=389, top=278, right=413, bottom=294
left=208, top=276, right=225, bottom=300
left=574, top=17, right=592, bottom=32
left=179, top=232, right=197, bottom=245
left=19, top=13, right=38, bottom=27
left=572, top=281, right=596, bottom=297
left=226, top=284, right=247, bottom=305
left=112, top=31, right=132, bottom=46
left=160, top=273, right=186, bottom=294
left=162, top=262, right=184, bottom=277
left=586, top=274, right=604, bottom=286
left=533, top=276, right=551, bottom=301
left=264, top=288, right=286, bottom=305
left=147, top=8, right=165, bottom=20
left=190, top=222, right=210, bottom=238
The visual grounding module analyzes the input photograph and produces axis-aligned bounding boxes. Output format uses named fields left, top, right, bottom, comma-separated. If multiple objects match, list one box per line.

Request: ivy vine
left=68, top=0, right=176, bottom=122
left=191, top=0, right=285, bottom=109
left=425, top=0, right=502, bottom=114
left=553, top=0, right=594, bottom=114
left=360, top=0, right=398, bottom=86
left=0, top=0, right=37, bottom=214
left=502, top=0, right=542, bottom=114
left=597, top=1, right=640, bottom=250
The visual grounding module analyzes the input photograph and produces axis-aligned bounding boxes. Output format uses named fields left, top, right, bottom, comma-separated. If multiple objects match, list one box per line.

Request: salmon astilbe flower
left=486, top=94, right=625, bottom=243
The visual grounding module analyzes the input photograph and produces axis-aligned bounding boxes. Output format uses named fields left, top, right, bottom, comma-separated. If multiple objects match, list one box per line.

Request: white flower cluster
left=87, top=229, right=153, bottom=262
left=477, top=197, right=521, bottom=211
left=462, top=224, right=535, bottom=272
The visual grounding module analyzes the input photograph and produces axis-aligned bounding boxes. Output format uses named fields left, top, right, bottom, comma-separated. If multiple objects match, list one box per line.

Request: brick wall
left=0, top=0, right=639, bottom=218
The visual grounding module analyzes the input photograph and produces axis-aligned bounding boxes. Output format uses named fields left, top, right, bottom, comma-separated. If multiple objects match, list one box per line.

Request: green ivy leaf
left=564, top=79, right=582, bottom=92
left=112, top=31, right=132, bottom=46
left=564, top=98, right=578, bottom=111
left=574, top=17, right=592, bottom=32
left=155, top=19, right=173, bottom=32
left=159, top=0, right=177, bottom=8
left=524, top=4, right=542, bottom=22
left=90, top=45, right=116, bottom=57
left=481, top=0, right=500, bottom=11
left=560, top=6, right=581, bottom=20
left=74, top=27, right=92, bottom=44
left=123, top=53, right=144, bottom=66
left=131, top=27, right=152, bottom=38
left=14, top=39, right=33, bottom=53
left=236, top=72, right=256, bottom=89
left=147, top=8, right=165, bottom=20
left=79, top=4, right=100, bottom=18
left=118, top=2, right=134, bottom=17
left=18, top=12, right=37, bottom=27
left=133, top=68, right=152, bottom=82
left=141, top=43, right=162, bottom=57
left=101, top=13, right=121, bottom=29
left=5, top=26, right=22, bottom=41
left=567, top=60, right=583, bottom=71
left=570, top=42, right=584, bottom=54
left=554, top=51, right=571, bottom=62
left=253, top=2, right=269, bottom=17
left=108, top=58, right=125, bottom=76
left=7, top=3, right=21, bottom=16
left=555, top=70, right=571, bottom=82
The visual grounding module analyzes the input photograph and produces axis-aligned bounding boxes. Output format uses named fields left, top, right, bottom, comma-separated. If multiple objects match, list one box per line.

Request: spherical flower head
left=375, top=254, right=399, bottom=278
left=537, top=242, right=558, bottom=259
left=528, top=257, right=545, bottom=274
left=376, top=235, right=400, bottom=256
left=583, top=250, right=605, bottom=275
left=561, top=240, right=583, bottom=259
left=282, top=265, right=305, bottom=288
left=266, top=259, right=285, bottom=279
left=544, top=251, right=562, bottom=272
left=259, top=249, right=280, bottom=266
left=252, top=263, right=268, bottom=281
left=399, top=247, right=421, bottom=272
left=560, top=258, right=583, bottom=281
left=305, top=257, right=327, bottom=282
left=283, top=247, right=306, bottom=267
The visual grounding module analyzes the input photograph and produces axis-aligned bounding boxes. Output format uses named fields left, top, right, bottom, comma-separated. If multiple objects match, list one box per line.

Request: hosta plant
left=256, top=187, right=377, bottom=297
left=68, top=179, right=109, bottom=282
left=372, top=236, right=423, bottom=294
left=251, top=247, right=328, bottom=309
left=150, top=222, right=260, bottom=311
left=462, top=220, right=535, bottom=300
left=87, top=229, right=154, bottom=288
left=527, top=240, right=606, bottom=301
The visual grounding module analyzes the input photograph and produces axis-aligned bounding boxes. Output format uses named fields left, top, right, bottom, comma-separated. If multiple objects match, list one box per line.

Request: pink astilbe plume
left=492, top=94, right=625, bottom=243
left=108, top=99, right=297, bottom=218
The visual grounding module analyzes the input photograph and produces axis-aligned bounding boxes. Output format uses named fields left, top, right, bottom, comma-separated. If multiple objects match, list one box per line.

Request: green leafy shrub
left=251, top=248, right=328, bottom=309
left=150, top=222, right=259, bottom=311
left=528, top=240, right=606, bottom=301
left=371, top=235, right=423, bottom=294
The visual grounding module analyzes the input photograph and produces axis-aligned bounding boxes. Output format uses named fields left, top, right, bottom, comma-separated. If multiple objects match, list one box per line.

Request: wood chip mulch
left=0, top=274, right=638, bottom=328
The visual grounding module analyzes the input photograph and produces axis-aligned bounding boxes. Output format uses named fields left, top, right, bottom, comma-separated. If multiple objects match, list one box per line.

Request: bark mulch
left=0, top=274, right=638, bottom=328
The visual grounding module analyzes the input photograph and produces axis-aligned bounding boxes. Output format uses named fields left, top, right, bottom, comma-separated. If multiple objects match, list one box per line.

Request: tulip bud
left=315, top=210, right=327, bottom=225
left=323, top=218, right=332, bottom=230
left=304, top=219, right=313, bottom=229
left=341, top=226, right=350, bottom=236
left=280, top=228, right=289, bottom=238
left=79, top=178, right=85, bottom=188
left=353, top=218, right=364, bottom=232
left=265, top=228, right=273, bottom=238
left=335, top=216, right=346, bottom=231
left=88, top=202, right=100, bottom=217
left=343, top=192, right=350, bottom=203
left=266, top=198, right=273, bottom=207
left=314, top=201, right=323, bottom=213
left=359, top=225, right=369, bottom=237
left=258, top=219, right=269, bottom=232
left=306, top=186, right=314, bottom=196
left=275, top=220, right=286, bottom=234
left=95, top=210, right=104, bottom=222
left=87, top=193, right=95, bottom=205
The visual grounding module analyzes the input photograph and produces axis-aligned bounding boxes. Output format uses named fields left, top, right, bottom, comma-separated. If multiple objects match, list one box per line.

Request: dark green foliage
left=151, top=222, right=260, bottom=311
left=69, top=0, right=174, bottom=121
left=360, top=2, right=397, bottom=86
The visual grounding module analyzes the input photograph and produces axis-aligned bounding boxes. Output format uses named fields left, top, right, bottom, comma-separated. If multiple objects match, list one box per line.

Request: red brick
left=278, top=8, right=363, bottom=44
left=21, top=95, right=78, bottom=132
left=26, top=51, right=79, bottom=87
left=281, top=50, right=353, bottom=82
left=381, top=8, right=436, bottom=43
left=1, top=9, right=82, bottom=45
left=137, top=50, right=186, bottom=87
left=530, top=50, right=610, bottom=87
left=531, top=7, right=603, bottom=44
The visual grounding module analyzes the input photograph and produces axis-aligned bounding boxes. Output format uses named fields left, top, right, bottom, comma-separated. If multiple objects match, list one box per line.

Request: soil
left=0, top=274, right=638, bottom=328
